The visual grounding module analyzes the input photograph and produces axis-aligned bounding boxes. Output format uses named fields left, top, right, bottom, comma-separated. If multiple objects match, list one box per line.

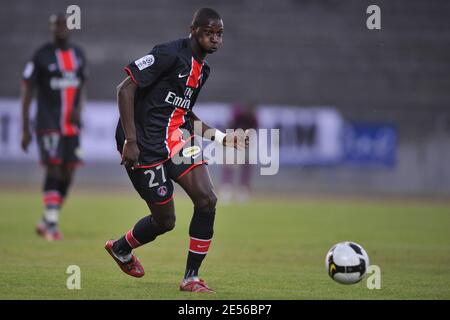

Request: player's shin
left=42, top=173, right=62, bottom=226
left=184, top=208, right=216, bottom=279
left=58, top=166, right=77, bottom=206
left=113, top=215, right=170, bottom=259
left=58, top=178, right=71, bottom=205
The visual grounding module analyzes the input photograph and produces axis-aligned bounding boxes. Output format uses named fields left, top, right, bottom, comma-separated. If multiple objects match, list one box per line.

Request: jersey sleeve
left=124, top=46, right=176, bottom=89
left=22, top=51, right=39, bottom=85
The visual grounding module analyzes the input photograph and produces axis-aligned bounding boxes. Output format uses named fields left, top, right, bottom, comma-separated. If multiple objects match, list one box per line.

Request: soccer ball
left=325, top=241, right=370, bottom=284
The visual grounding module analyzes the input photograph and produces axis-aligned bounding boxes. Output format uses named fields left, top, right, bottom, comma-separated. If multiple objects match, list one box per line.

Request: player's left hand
left=21, top=129, right=32, bottom=153
left=224, top=129, right=250, bottom=150
left=121, top=139, right=140, bottom=169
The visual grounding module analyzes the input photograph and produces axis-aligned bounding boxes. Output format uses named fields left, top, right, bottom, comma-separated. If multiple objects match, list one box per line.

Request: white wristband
left=214, top=129, right=226, bottom=144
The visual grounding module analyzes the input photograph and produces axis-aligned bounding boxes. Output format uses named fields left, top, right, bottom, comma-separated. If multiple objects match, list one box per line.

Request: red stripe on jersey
left=189, top=237, right=212, bottom=254
left=60, top=50, right=75, bottom=71
left=165, top=107, right=187, bottom=158
left=125, top=230, right=141, bottom=248
left=63, top=87, right=77, bottom=136
left=56, top=49, right=79, bottom=136
left=124, top=67, right=138, bottom=85
left=186, top=58, right=203, bottom=88
left=69, top=49, right=78, bottom=70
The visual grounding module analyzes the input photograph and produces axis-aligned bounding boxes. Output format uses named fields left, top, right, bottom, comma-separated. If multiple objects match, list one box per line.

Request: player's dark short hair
left=49, top=12, right=66, bottom=24
left=191, top=8, right=221, bottom=28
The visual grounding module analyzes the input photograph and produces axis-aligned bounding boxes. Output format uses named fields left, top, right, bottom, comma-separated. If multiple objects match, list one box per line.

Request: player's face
left=193, top=19, right=224, bottom=54
left=50, top=18, right=69, bottom=41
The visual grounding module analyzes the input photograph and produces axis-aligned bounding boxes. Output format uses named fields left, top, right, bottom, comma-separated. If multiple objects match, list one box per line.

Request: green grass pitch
left=0, top=191, right=449, bottom=299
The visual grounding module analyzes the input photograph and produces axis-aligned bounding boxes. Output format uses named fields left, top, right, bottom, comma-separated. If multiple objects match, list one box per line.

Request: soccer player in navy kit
left=21, top=14, right=87, bottom=241
left=105, top=8, right=248, bottom=293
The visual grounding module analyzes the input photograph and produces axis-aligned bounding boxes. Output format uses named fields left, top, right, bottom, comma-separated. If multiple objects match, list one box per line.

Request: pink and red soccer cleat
left=180, top=278, right=215, bottom=293
left=105, top=240, right=214, bottom=292
left=36, top=221, right=63, bottom=241
left=104, top=240, right=145, bottom=278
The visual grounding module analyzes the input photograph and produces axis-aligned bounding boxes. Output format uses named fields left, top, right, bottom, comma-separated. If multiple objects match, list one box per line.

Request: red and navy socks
left=42, top=174, right=62, bottom=226
left=184, top=208, right=216, bottom=280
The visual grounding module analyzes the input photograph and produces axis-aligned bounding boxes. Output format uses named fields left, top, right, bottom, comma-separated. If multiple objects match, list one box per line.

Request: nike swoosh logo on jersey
left=178, top=73, right=189, bottom=78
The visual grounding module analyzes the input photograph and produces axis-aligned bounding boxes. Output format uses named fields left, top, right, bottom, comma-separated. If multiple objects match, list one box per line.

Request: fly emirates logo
left=164, top=88, right=194, bottom=109
left=50, top=72, right=80, bottom=90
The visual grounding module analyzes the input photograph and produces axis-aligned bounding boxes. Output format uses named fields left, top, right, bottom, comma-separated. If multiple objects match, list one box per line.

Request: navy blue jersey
left=116, top=38, right=210, bottom=166
left=22, top=43, right=87, bottom=136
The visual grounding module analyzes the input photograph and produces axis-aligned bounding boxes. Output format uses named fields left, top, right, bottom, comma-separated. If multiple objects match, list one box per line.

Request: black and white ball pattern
left=325, top=241, right=370, bottom=284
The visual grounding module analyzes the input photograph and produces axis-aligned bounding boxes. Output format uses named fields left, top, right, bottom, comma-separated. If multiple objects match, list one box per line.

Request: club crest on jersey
left=157, top=185, right=168, bottom=197
left=134, top=54, right=155, bottom=71
left=48, top=63, right=57, bottom=71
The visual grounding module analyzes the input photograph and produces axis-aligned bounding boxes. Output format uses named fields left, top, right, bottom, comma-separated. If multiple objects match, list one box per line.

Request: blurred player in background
left=105, top=8, right=249, bottom=293
left=220, top=103, right=258, bottom=203
left=21, top=13, right=87, bottom=241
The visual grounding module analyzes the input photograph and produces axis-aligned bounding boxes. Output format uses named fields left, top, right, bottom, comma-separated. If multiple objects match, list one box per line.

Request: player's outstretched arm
left=190, top=111, right=249, bottom=150
left=20, top=81, right=34, bottom=152
left=117, top=76, right=140, bottom=168
left=190, top=111, right=213, bottom=137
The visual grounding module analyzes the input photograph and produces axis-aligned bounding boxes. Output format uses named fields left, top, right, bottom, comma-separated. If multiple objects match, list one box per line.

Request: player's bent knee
left=163, top=216, right=176, bottom=232
left=153, top=215, right=176, bottom=234
left=194, top=191, right=217, bottom=212
left=46, top=164, right=62, bottom=179
left=61, top=167, right=75, bottom=182
left=205, top=191, right=217, bottom=210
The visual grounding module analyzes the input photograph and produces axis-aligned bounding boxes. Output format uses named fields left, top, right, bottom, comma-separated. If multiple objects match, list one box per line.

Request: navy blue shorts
left=37, top=133, right=82, bottom=167
left=125, top=139, right=207, bottom=204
